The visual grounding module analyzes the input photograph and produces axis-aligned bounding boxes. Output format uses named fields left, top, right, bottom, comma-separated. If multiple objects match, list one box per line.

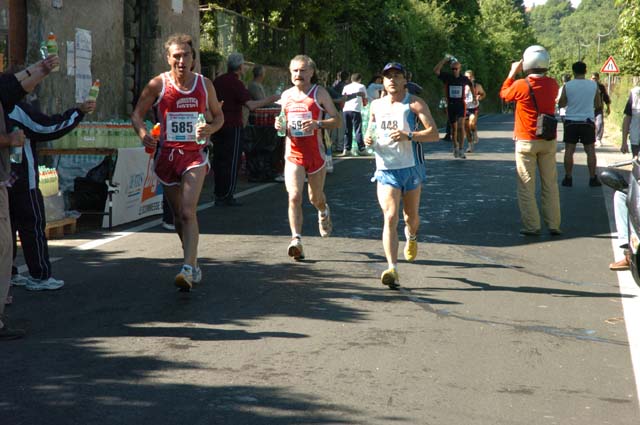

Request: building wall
left=25, top=0, right=199, bottom=120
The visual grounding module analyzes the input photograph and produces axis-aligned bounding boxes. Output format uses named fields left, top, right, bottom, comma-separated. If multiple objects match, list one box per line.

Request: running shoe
left=287, top=237, right=305, bottom=260
left=162, top=222, right=175, bottom=231
left=10, top=274, right=30, bottom=287
left=175, top=265, right=194, bottom=291
left=458, top=150, right=466, bottom=159
left=453, top=149, right=459, bottom=158
left=318, top=204, right=332, bottom=238
left=404, top=226, right=418, bottom=262
left=466, top=142, right=474, bottom=153
left=589, top=176, right=602, bottom=187
left=381, top=267, right=399, bottom=288
left=192, top=266, right=202, bottom=284
left=561, top=175, right=572, bottom=187
left=25, top=276, right=64, bottom=291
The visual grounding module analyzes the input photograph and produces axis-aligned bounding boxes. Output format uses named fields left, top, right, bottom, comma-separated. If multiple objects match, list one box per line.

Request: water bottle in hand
left=196, top=113, right=207, bottom=145
left=276, top=110, right=286, bottom=137
left=365, top=122, right=376, bottom=155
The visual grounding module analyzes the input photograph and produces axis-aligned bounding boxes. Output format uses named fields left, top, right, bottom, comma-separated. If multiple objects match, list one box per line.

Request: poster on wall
left=74, top=28, right=92, bottom=103
left=103, top=148, right=163, bottom=228
left=66, top=41, right=74, bottom=76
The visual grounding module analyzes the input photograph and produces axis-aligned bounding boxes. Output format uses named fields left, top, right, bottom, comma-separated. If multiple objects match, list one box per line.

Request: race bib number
left=288, top=111, right=313, bottom=137
left=165, top=112, right=197, bottom=142
left=376, top=113, right=399, bottom=145
left=449, top=85, right=463, bottom=99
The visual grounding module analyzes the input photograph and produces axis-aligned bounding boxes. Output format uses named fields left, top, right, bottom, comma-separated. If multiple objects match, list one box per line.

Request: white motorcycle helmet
left=522, top=45, right=550, bottom=72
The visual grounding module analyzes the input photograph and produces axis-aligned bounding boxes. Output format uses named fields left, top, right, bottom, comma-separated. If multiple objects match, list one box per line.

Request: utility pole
left=597, top=28, right=614, bottom=64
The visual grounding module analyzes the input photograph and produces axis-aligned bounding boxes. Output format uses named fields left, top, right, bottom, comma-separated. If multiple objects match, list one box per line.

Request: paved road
left=3, top=114, right=639, bottom=424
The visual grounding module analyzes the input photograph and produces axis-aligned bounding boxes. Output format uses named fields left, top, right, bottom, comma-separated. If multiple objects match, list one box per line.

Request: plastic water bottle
left=196, top=113, right=207, bottom=145
left=9, top=127, right=22, bottom=164
left=147, top=122, right=160, bottom=154
left=365, top=122, right=376, bottom=155
left=276, top=110, right=286, bottom=137
left=46, top=32, right=59, bottom=72
left=87, top=80, right=100, bottom=102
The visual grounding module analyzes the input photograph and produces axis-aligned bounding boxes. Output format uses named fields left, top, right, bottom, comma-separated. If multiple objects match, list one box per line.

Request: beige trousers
left=515, top=139, right=561, bottom=231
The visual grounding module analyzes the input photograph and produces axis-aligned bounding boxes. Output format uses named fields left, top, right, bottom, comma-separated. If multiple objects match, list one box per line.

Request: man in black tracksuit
left=8, top=99, right=94, bottom=290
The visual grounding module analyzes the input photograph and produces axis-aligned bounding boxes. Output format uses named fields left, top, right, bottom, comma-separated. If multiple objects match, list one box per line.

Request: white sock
left=388, top=263, right=397, bottom=270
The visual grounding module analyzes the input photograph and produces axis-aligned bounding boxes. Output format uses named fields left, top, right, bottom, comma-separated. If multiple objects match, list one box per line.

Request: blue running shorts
left=372, top=165, right=426, bottom=193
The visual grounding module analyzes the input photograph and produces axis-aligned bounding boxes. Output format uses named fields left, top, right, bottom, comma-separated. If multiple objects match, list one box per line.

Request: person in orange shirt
left=500, top=45, right=561, bottom=236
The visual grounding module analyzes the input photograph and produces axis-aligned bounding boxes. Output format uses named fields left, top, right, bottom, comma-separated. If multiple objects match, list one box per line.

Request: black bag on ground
left=71, top=157, right=111, bottom=211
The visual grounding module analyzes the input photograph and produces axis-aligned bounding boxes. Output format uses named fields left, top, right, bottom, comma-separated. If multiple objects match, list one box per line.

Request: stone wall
left=25, top=0, right=199, bottom=120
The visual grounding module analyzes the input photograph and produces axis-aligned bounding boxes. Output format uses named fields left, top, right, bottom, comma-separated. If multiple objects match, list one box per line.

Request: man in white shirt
left=340, top=73, right=368, bottom=155
left=621, top=86, right=640, bottom=158
left=557, top=61, right=602, bottom=187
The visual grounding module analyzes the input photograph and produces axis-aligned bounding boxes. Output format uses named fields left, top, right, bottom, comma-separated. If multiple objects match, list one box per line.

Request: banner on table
left=102, top=147, right=163, bottom=228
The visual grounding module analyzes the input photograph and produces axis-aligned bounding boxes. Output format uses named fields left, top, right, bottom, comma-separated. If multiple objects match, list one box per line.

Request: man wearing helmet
left=557, top=61, right=602, bottom=187
left=500, top=45, right=561, bottom=236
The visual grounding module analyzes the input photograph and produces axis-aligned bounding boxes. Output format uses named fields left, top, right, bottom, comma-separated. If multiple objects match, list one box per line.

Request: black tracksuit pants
left=213, top=126, right=243, bottom=200
left=9, top=188, right=52, bottom=280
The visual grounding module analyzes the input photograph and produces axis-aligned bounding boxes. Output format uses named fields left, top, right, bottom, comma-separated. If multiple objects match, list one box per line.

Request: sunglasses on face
left=451, top=67, right=460, bottom=71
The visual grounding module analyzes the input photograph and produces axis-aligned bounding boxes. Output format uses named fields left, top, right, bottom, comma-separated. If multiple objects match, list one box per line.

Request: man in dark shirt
left=434, top=55, right=473, bottom=159
left=212, top=53, right=278, bottom=206
left=591, top=72, right=611, bottom=147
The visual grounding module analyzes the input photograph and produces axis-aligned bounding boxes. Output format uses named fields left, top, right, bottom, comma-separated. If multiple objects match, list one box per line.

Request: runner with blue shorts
left=365, top=62, right=439, bottom=288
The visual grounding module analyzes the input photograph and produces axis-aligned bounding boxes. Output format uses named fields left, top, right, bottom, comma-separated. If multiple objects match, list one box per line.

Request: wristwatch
left=408, top=131, right=413, bottom=141
left=317, top=120, right=323, bottom=129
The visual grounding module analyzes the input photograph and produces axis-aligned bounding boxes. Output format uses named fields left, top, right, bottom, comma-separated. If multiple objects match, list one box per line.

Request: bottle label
left=165, top=112, right=197, bottom=142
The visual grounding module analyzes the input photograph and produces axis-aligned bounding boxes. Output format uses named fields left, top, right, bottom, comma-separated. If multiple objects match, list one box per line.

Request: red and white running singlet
left=154, top=72, right=208, bottom=152
left=282, top=84, right=326, bottom=173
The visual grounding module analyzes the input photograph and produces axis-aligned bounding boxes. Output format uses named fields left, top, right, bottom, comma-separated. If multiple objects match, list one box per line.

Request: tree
left=616, top=0, right=640, bottom=75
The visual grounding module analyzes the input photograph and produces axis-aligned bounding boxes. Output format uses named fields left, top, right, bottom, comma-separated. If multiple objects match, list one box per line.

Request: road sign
left=600, top=56, right=619, bottom=73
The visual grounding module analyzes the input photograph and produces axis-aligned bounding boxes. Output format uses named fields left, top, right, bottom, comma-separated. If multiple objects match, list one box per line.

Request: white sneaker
left=318, top=204, right=333, bottom=238
left=274, top=174, right=285, bottom=183
left=459, top=150, right=466, bottom=159
left=25, top=277, right=65, bottom=291
left=287, top=237, right=305, bottom=260
left=175, top=265, right=194, bottom=291
left=10, top=274, right=30, bottom=287
left=162, top=222, right=175, bottom=231
left=192, top=266, right=202, bottom=284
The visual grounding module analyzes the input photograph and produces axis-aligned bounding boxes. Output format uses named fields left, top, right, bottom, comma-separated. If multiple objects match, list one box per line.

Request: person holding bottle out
left=274, top=55, right=341, bottom=260
left=364, top=62, right=439, bottom=288
left=131, top=33, right=224, bottom=291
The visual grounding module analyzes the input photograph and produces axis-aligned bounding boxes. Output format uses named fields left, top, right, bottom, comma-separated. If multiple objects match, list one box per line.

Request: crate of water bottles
left=39, top=166, right=59, bottom=197
left=53, top=120, right=141, bottom=149
left=252, top=107, right=281, bottom=127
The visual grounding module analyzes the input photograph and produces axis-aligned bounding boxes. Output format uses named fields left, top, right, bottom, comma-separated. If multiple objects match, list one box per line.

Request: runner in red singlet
left=131, top=33, right=223, bottom=290
left=275, top=55, right=341, bottom=260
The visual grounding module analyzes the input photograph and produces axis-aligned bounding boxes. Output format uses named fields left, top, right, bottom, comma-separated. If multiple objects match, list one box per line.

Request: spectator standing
left=621, top=85, right=640, bottom=157
left=591, top=72, right=611, bottom=147
left=406, top=71, right=423, bottom=95
left=557, top=61, right=602, bottom=187
left=330, top=71, right=349, bottom=153
left=366, top=74, right=384, bottom=101
left=0, top=56, right=60, bottom=340
left=340, top=73, right=368, bottom=155
left=556, top=74, right=571, bottom=121
left=212, top=53, right=278, bottom=206
left=248, top=65, right=266, bottom=101
left=9, top=100, right=95, bottom=291
left=499, top=45, right=561, bottom=236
